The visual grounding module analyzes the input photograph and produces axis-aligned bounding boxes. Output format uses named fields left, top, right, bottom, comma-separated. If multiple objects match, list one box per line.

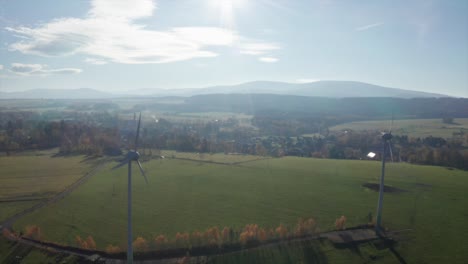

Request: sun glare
left=208, top=0, right=247, bottom=30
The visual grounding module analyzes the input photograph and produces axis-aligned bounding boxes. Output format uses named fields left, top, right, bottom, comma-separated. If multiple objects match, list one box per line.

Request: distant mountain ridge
left=0, top=81, right=451, bottom=99
left=164, top=81, right=449, bottom=98
left=0, top=88, right=113, bottom=99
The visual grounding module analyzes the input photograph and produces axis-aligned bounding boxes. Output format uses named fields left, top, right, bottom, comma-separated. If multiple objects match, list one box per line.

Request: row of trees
left=11, top=217, right=323, bottom=253
left=11, top=215, right=358, bottom=255
left=1, top=110, right=467, bottom=169
left=0, top=111, right=120, bottom=156
left=104, top=218, right=318, bottom=253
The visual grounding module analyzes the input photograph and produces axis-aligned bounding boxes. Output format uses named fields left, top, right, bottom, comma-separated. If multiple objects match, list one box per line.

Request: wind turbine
left=375, top=118, right=394, bottom=236
left=112, top=112, right=148, bottom=264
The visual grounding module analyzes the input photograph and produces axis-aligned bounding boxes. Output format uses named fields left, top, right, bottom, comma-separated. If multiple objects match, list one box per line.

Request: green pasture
left=0, top=155, right=93, bottom=200
left=206, top=239, right=399, bottom=264
left=11, top=156, right=468, bottom=263
left=0, top=201, right=38, bottom=223
left=0, top=236, right=83, bottom=264
left=148, top=111, right=253, bottom=125
left=330, top=118, right=468, bottom=138
left=160, top=150, right=265, bottom=164
left=0, top=152, right=96, bottom=225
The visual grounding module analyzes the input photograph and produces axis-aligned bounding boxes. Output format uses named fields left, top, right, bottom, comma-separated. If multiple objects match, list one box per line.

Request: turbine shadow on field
left=302, top=241, right=329, bottom=264
left=372, top=239, right=407, bottom=264
left=3, top=242, right=33, bottom=264
left=330, top=235, right=408, bottom=264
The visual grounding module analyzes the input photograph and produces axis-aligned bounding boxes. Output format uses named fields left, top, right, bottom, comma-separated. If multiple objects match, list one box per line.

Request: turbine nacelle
left=127, top=151, right=140, bottom=161
left=382, top=132, right=392, bottom=141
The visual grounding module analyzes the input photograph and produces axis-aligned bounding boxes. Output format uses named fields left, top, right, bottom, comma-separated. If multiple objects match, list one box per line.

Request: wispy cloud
left=9, top=63, right=82, bottom=76
left=355, top=22, right=384, bottom=31
left=240, top=42, right=280, bottom=55
left=84, top=58, right=108, bottom=65
left=6, top=0, right=279, bottom=64
left=0, top=64, right=3, bottom=70
left=259, top=57, right=279, bottom=63
left=296, top=78, right=320, bottom=83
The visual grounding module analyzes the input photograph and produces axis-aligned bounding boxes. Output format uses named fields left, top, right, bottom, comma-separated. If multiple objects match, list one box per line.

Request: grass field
left=10, top=155, right=468, bottom=263
left=330, top=118, right=468, bottom=138
left=205, top=239, right=399, bottom=264
left=0, top=236, right=84, bottom=264
left=0, top=152, right=97, bottom=226
left=0, top=154, right=94, bottom=200
left=160, top=150, right=266, bottom=164
left=0, top=201, right=38, bottom=223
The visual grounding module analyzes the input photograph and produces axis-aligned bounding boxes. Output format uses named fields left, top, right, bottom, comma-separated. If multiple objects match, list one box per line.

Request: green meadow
left=9, top=155, right=468, bottom=263
left=330, top=118, right=468, bottom=139
left=0, top=236, right=84, bottom=264
left=0, top=154, right=94, bottom=223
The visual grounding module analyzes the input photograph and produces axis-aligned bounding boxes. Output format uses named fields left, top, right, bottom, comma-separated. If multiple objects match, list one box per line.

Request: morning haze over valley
left=0, top=0, right=467, bottom=263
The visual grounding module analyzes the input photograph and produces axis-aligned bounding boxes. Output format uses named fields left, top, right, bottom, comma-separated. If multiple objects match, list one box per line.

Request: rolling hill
left=0, top=81, right=451, bottom=99
left=161, top=81, right=449, bottom=98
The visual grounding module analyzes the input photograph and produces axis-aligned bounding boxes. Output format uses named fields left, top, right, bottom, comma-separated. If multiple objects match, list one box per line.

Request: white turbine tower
left=375, top=119, right=394, bottom=236
left=112, top=112, right=148, bottom=264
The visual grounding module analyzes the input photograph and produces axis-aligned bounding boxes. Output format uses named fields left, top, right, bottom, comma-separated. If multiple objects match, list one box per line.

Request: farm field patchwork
left=330, top=118, right=468, bottom=139
left=10, top=155, right=468, bottom=263
left=0, top=154, right=94, bottom=200
left=0, top=236, right=84, bottom=264
left=206, top=239, right=400, bottom=264
left=160, top=150, right=266, bottom=164
left=0, top=152, right=98, bottom=225
left=0, top=201, right=38, bottom=222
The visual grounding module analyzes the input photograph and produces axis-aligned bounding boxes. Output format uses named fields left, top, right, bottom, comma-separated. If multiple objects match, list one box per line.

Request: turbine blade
left=135, top=112, right=142, bottom=151
left=112, top=159, right=129, bottom=170
left=137, top=160, right=148, bottom=184
left=390, top=112, right=394, bottom=133
left=388, top=141, right=394, bottom=163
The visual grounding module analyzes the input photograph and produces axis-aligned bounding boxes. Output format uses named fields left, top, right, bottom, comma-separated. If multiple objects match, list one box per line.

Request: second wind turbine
left=112, top=112, right=148, bottom=264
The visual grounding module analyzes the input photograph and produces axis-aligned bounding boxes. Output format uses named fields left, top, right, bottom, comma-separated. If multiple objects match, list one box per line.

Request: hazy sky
left=0, top=0, right=467, bottom=96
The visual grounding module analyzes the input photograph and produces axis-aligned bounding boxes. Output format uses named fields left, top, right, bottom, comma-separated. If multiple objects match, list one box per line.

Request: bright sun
left=208, top=0, right=248, bottom=29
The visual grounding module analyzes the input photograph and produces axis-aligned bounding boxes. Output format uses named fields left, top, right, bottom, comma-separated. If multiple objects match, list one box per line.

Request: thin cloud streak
left=84, top=58, right=108, bottom=65
left=259, top=57, right=278, bottom=63
left=355, top=22, right=384, bottom=31
left=9, top=63, right=82, bottom=76
left=239, top=42, right=280, bottom=55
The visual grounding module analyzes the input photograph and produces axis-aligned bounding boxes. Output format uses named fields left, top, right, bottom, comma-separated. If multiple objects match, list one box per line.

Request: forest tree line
left=0, top=110, right=467, bottom=170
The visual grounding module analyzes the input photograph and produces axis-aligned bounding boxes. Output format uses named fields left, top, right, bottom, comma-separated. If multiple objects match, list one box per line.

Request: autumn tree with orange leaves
left=190, top=231, right=203, bottom=247
left=75, top=235, right=96, bottom=249
left=222, top=227, right=232, bottom=244
left=105, top=244, right=122, bottom=253
left=275, top=223, right=288, bottom=239
left=2, top=228, right=17, bottom=239
left=174, top=232, right=190, bottom=247
left=24, top=225, right=42, bottom=240
left=295, top=218, right=317, bottom=236
left=154, top=235, right=168, bottom=249
left=133, top=236, right=149, bottom=251
left=204, top=226, right=221, bottom=246
left=335, top=216, right=347, bottom=230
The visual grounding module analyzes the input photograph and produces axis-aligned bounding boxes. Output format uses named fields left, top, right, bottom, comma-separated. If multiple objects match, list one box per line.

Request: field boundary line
left=0, top=158, right=109, bottom=229
left=1, top=226, right=397, bottom=262
left=168, top=156, right=271, bottom=166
